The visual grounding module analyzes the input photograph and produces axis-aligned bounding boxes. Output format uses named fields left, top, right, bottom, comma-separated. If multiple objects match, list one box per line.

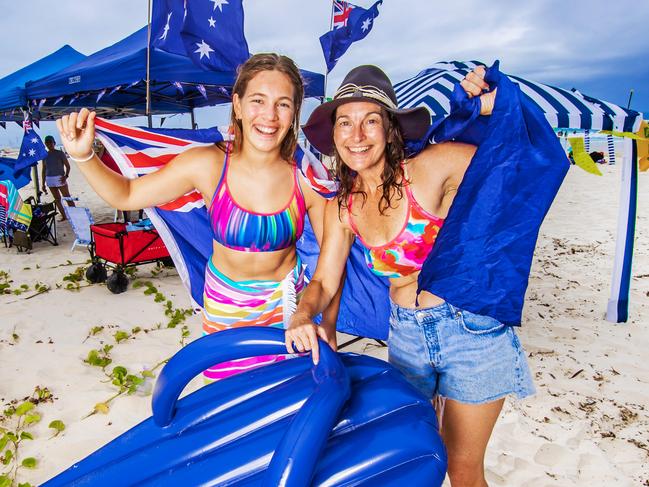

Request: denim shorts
left=388, top=300, right=535, bottom=404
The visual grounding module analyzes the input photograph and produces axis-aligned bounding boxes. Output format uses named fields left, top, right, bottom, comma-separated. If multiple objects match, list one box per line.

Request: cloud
left=0, top=0, right=647, bottom=148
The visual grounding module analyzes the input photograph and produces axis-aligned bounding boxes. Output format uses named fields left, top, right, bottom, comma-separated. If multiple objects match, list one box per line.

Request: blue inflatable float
left=44, top=328, right=447, bottom=486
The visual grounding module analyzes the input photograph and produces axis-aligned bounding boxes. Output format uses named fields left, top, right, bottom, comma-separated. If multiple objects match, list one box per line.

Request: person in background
left=41, top=135, right=75, bottom=221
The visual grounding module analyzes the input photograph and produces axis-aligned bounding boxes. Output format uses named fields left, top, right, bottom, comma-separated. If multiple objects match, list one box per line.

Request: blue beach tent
left=0, top=157, right=30, bottom=189
left=26, top=27, right=324, bottom=118
left=0, top=45, right=86, bottom=118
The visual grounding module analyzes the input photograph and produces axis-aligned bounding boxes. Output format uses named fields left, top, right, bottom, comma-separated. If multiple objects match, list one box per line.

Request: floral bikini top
left=208, top=145, right=307, bottom=252
left=347, top=166, right=445, bottom=278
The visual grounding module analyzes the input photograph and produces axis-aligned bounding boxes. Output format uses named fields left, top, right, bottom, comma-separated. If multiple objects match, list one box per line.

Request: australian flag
left=13, top=120, right=48, bottom=176
left=151, top=0, right=250, bottom=72
left=320, top=1, right=382, bottom=73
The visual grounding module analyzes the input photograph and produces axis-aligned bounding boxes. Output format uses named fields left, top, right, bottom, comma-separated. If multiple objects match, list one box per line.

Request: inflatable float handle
left=263, top=334, right=350, bottom=487
left=151, top=327, right=345, bottom=428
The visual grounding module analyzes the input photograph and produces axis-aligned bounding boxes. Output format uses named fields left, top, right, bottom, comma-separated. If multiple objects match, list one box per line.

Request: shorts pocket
left=457, top=309, right=506, bottom=335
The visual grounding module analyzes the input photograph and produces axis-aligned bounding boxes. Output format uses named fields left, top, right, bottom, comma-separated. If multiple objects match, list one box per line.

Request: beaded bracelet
left=68, top=151, right=95, bottom=163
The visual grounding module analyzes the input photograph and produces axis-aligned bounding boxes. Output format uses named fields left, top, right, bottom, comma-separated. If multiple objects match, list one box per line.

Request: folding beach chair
left=0, top=202, right=7, bottom=248
left=1, top=180, right=34, bottom=252
left=62, top=197, right=94, bottom=251
left=25, top=197, right=58, bottom=246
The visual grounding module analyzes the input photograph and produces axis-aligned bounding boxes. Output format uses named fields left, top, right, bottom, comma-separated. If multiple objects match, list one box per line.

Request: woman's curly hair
left=333, top=110, right=406, bottom=215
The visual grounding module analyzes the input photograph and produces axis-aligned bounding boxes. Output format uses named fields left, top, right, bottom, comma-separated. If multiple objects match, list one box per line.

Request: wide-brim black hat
left=303, top=65, right=431, bottom=156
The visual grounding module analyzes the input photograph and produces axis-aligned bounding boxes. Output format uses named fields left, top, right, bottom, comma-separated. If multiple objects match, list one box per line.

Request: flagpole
left=322, top=1, right=336, bottom=101
left=146, top=0, right=153, bottom=128
left=24, top=108, right=41, bottom=203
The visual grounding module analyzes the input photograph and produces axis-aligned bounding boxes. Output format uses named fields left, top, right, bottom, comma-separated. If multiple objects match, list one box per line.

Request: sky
left=0, top=0, right=647, bottom=147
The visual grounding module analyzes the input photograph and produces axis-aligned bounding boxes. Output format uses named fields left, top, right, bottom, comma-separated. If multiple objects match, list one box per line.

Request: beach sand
left=1, top=162, right=647, bottom=486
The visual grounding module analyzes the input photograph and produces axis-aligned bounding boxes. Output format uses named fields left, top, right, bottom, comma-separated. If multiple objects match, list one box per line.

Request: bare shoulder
left=172, top=143, right=225, bottom=170
left=326, top=197, right=354, bottom=233
left=297, top=170, right=323, bottom=207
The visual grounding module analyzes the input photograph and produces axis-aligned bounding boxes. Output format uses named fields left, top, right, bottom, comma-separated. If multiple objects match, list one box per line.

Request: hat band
left=333, top=83, right=397, bottom=110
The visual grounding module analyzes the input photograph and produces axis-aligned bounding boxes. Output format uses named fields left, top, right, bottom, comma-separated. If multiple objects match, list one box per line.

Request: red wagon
left=85, top=222, right=171, bottom=294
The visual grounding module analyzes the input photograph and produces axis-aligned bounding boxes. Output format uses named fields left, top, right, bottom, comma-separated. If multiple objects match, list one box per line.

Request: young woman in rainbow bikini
left=285, top=65, right=535, bottom=486
left=56, top=53, right=338, bottom=381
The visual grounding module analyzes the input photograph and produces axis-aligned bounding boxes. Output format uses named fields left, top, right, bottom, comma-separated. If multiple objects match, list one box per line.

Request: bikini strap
left=292, top=161, right=306, bottom=203
left=346, top=193, right=362, bottom=237
left=208, top=142, right=231, bottom=212
left=401, top=160, right=415, bottom=205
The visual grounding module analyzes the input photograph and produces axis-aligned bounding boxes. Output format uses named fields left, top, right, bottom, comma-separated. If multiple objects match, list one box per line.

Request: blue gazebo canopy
left=0, top=45, right=86, bottom=116
left=26, top=27, right=325, bottom=119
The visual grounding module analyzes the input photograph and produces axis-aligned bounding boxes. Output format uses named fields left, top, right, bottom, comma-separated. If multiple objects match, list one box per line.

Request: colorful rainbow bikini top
left=348, top=170, right=445, bottom=279
left=209, top=147, right=307, bottom=252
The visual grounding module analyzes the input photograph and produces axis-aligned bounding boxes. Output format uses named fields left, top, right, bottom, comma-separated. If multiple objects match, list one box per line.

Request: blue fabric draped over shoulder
left=417, top=62, right=570, bottom=326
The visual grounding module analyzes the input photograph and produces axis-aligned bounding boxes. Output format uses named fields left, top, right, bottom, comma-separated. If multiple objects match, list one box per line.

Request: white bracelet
left=69, top=151, right=95, bottom=163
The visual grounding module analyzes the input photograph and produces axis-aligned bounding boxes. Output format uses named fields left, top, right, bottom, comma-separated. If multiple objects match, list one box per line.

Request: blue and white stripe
left=607, top=135, right=616, bottom=165
left=395, top=61, right=642, bottom=133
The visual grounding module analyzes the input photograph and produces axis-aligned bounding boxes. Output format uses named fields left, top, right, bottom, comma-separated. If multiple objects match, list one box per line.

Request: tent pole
left=606, top=137, right=638, bottom=323
left=146, top=0, right=152, bottom=125
left=190, top=108, right=196, bottom=129
left=322, top=0, right=335, bottom=101
left=32, top=166, right=41, bottom=204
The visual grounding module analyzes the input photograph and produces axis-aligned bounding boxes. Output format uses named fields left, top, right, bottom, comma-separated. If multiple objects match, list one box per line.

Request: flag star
left=28, top=148, right=36, bottom=157
left=210, top=0, right=228, bottom=12
left=194, top=40, right=214, bottom=59
left=208, top=16, right=216, bottom=27
left=160, top=12, right=172, bottom=40
left=361, top=18, right=372, bottom=32
left=31, top=137, right=38, bottom=144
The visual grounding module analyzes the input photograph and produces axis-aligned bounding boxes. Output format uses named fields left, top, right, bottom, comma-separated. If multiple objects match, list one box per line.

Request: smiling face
left=333, top=101, right=388, bottom=175
left=232, top=70, right=296, bottom=157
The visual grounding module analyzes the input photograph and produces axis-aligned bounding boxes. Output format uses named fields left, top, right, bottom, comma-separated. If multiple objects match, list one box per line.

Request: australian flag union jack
left=320, top=0, right=383, bottom=73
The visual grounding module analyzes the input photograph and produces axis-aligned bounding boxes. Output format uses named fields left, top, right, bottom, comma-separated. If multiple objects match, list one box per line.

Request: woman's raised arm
left=56, top=108, right=215, bottom=210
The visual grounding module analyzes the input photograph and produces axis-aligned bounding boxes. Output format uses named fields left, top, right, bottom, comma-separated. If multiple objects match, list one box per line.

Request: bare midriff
left=209, top=240, right=297, bottom=281
left=388, top=271, right=444, bottom=309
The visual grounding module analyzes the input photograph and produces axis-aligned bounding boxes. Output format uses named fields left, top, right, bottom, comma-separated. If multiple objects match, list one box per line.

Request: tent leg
left=606, top=138, right=638, bottom=323
left=32, top=165, right=41, bottom=203
left=190, top=108, right=196, bottom=129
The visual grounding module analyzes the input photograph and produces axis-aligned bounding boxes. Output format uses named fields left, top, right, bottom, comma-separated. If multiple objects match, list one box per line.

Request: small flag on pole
left=320, top=1, right=383, bottom=73
left=197, top=84, right=208, bottom=100
left=97, top=89, right=107, bottom=103
left=108, top=85, right=122, bottom=96
left=173, top=81, right=185, bottom=94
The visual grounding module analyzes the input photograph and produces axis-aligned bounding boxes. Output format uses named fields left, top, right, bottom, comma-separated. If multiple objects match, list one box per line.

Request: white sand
left=1, top=162, right=647, bottom=486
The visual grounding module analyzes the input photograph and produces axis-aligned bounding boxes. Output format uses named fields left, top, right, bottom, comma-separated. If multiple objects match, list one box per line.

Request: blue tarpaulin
left=0, top=45, right=86, bottom=116
left=26, top=27, right=324, bottom=117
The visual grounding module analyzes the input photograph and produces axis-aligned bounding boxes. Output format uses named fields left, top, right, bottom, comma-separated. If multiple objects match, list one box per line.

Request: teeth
left=348, top=146, right=369, bottom=153
left=256, top=125, right=278, bottom=134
